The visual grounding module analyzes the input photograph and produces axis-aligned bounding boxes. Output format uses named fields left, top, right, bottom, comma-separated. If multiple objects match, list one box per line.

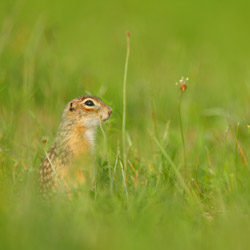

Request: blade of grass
left=99, top=122, right=112, bottom=192
left=152, top=134, right=189, bottom=194
left=111, top=143, right=120, bottom=194
left=122, top=32, right=130, bottom=172
left=117, top=141, right=128, bottom=200
left=119, top=159, right=129, bottom=201
left=151, top=133, right=204, bottom=212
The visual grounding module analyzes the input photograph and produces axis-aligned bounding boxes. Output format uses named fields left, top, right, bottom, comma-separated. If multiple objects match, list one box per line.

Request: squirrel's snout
left=108, top=107, right=112, bottom=116
left=101, top=107, right=112, bottom=121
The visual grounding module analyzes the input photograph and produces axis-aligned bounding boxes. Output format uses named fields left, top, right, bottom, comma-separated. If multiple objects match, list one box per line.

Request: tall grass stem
left=119, top=159, right=129, bottom=201
left=99, top=123, right=112, bottom=192
left=122, top=32, right=130, bottom=171
left=178, top=92, right=187, bottom=168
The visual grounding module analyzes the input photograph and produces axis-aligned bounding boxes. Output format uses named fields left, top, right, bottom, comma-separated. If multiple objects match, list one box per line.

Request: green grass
left=0, top=0, right=250, bottom=249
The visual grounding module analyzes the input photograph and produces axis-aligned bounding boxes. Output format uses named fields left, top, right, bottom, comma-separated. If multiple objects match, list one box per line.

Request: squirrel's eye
left=84, top=100, right=95, bottom=106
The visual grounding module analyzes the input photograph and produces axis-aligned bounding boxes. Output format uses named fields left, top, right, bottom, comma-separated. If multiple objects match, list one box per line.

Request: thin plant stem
left=116, top=141, right=129, bottom=200
left=111, top=143, right=119, bottom=194
left=119, top=159, right=129, bottom=201
left=122, top=32, right=130, bottom=172
left=178, top=92, right=187, bottom=168
left=99, top=122, right=112, bottom=192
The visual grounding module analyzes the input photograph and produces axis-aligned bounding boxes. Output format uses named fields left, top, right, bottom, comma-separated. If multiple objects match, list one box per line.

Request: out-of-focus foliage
left=0, top=0, right=249, bottom=249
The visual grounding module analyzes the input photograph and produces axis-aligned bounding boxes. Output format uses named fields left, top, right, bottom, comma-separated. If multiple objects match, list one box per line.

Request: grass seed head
left=176, top=76, right=189, bottom=92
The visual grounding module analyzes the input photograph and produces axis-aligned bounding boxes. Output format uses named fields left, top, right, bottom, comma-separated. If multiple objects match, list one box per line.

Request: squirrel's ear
left=69, top=101, right=77, bottom=112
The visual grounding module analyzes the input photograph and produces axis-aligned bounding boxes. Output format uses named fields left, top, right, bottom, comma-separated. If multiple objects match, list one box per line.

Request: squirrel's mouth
left=101, top=116, right=110, bottom=122
left=101, top=113, right=111, bottom=122
left=100, top=108, right=112, bottom=122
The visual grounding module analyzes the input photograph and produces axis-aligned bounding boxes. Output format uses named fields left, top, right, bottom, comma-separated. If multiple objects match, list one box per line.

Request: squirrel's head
left=63, top=96, right=112, bottom=128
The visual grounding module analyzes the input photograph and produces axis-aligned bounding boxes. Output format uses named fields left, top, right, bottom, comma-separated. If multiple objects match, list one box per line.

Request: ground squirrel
left=39, top=96, right=112, bottom=198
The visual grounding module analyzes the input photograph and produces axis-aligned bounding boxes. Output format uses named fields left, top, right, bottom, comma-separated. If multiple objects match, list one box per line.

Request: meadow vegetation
left=0, top=0, right=250, bottom=249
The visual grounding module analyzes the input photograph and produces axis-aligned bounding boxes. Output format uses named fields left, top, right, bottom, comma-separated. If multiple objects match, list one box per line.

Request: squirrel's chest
left=67, top=127, right=95, bottom=156
left=58, top=140, right=93, bottom=188
left=59, top=154, right=92, bottom=188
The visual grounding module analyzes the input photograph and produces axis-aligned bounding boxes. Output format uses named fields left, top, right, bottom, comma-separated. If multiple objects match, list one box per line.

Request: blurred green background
left=0, top=0, right=249, bottom=249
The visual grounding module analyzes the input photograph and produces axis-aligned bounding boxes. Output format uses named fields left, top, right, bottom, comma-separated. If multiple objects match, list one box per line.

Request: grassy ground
left=0, top=0, right=250, bottom=249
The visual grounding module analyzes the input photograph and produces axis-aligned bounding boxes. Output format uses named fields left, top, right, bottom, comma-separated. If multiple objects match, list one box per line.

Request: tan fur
left=68, top=124, right=89, bottom=156
left=39, top=96, right=112, bottom=198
